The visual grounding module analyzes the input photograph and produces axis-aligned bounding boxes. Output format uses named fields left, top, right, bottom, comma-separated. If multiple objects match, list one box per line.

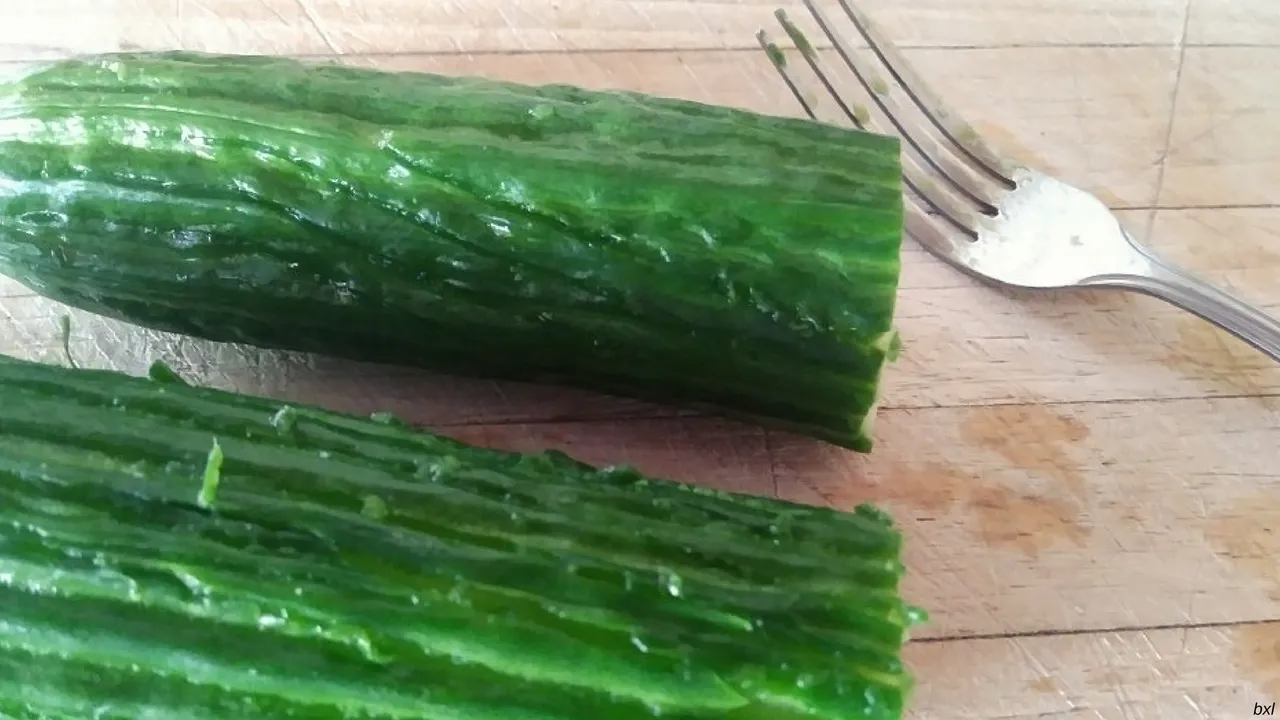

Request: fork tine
left=898, top=162, right=983, bottom=240
left=769, top=16, right=866, bottom=130
left=831, top=0, right=1018, bottom=188
left=904, top=190, right=973, bottom=260
left=793, top=2, right=1008, bottom=218
left=761, top=16, right=984, bottom=238
left=755, top=30, right=829, bottom=125
left=760, top=26, right=984, bottom=250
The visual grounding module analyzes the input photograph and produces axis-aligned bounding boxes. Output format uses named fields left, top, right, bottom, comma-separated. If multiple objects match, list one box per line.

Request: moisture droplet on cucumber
left=0, top=353, right=923, bottom=718
left=0, top=51, right=904, bottom=451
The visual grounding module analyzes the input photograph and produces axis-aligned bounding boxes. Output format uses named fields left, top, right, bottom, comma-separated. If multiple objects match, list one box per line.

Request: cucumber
left=0, top=51, right=904, bottom=452
left=0, top=352, right=924, bottom=718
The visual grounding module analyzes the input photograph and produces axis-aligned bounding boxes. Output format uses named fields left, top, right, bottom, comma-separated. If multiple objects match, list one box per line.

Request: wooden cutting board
left=1, top=1, right=1278, bottom=717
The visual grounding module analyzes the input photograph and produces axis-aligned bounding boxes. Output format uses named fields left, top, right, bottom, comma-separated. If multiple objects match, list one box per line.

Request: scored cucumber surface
left=0, top=353, right=923, bottom=719
left=0, top=51, right=904, bottom=452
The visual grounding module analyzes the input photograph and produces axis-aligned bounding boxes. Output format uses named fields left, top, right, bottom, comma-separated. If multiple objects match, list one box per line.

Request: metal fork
left=758, top=0, right=1280, bottom=363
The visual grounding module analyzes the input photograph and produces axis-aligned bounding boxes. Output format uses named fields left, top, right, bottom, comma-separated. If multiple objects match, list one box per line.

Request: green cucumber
left=0, top=51, right=904, bottom=451
left=0, top=352, right=923, bottom=718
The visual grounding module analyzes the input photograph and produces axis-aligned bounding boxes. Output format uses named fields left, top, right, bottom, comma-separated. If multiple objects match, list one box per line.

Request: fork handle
left=1083, top=245, right=1280, bottom=364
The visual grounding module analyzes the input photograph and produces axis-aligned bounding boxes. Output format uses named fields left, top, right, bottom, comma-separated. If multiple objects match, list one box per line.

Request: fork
left=757, top=0, right=1280, bottom=363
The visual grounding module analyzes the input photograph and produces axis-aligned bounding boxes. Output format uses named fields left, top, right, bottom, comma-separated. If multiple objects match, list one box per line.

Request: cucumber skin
left=0, top=353, right=922, bottom=719
left=0, top=51, right=903, bottom=452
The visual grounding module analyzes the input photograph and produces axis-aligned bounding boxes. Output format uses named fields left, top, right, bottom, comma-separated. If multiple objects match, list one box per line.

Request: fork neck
left=1081, top=242, right=1280, bottom=364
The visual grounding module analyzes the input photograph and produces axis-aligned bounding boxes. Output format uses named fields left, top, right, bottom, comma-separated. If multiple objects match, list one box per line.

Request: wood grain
left=855, top=0, right=1187, bottom=48
left=1187, top=0, right=1280, bottom=46
left=1159, top=47, right=1280, bottom=208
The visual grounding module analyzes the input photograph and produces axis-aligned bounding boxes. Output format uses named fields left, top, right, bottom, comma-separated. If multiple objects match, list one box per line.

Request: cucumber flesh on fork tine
left=761, top=0, right=1280, bottom=363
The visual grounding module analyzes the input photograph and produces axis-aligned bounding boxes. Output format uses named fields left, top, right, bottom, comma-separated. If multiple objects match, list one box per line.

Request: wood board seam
left=912, top=616, right=1280, bottom=645
left=11, top=40, right=1280, bottom=68
left=409, top=390, right=1279, bottom=430
left=1150, top=0, right=1195, bottom=220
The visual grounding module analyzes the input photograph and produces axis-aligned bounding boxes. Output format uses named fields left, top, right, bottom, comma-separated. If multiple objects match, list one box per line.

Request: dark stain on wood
left=1209, top=499, right=1280, bottom=695
left=1234, top=623, right=1280, bottom=698
left=970, top=485, right=1090, bottom=556
left=877, top=403, right=1097, bottom=558
left=888, top=459, right=1091, bottom=559
left=1162, top=317, right=1270, bottom=401
left=881, top=460, right=972, bottom=514
left=960, top=403, right=1091, bottom=500
left=1206, top=498, right=1280, bottom=602
left=1027, top=675, right=1062, bottom=694
left=1085, top=668, right=1126, bottom=690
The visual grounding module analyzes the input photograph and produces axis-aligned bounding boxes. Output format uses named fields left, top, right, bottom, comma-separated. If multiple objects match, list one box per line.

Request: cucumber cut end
left=872, top=328, right=902, bottom=362
left=853, top=327, right=901, bottom=452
